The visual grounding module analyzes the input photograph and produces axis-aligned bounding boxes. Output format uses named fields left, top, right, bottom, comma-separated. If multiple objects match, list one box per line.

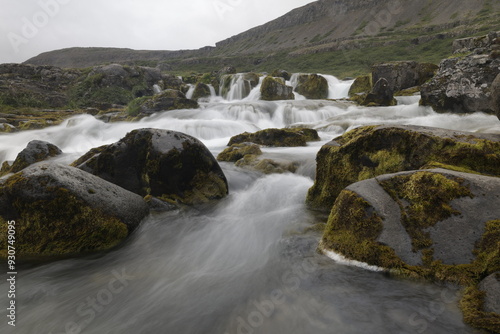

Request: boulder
left=228, top=128, right=320, bottom=147
left=479, top=273, right=500, bottom=314
left=348, top=74, right=372, bottom=97
left=217, top=143, right=262, bottom=162
left=134, top=90, right=199, bottom=114
left=319, top=169, right=500, bottom=332
left=294, top=74, right=329, bottom=99
left=421, top=33, right=500, bottom=114
left=72, top=129, right=228, bottom=205
left=260, top=76, right=295, bottom=101
left=372, top=61, right=438, bottom=92
left=271, top=69, right=291, bottom=81
left=0, top=163, right=149, bottom=259
left=306, top=125, right=500, bottom=211
left=492, top=73, right=500, bottom=120
left=7, top=140, right=62, bottom=173
left=362, top=78, right=397, bottom=106
left=192, top=83, right=211, bottom=100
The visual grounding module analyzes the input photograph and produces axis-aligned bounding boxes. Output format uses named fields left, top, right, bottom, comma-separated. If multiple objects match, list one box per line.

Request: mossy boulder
left=306, top=125, right=500, bottom=211
left=319, top=169, right=500, bottom=332
left=271, top=69, right=291, bottom=81
left=228, top=128, right=320, bottom=147
left=192, top=83, right=211, bottom=101
left=294, top=74, right=329, bottom=99
left=362, top=78, right=397, bottom=106
left=0, top=163, right=149, bottom=260
left=260, top=76, right=295, bottom=101
left=217, top=143, right=262, bottom=162
left=348, top=74, right=372, bottom=97
left=6, top=140, right=62, bottom=174
left=130, top=89, right=199, bottom=115
left=72, top=128, right=228, bottom=206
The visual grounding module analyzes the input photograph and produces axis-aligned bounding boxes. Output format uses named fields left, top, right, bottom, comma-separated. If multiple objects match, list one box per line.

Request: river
left=1, top=75, right=499, bottom=333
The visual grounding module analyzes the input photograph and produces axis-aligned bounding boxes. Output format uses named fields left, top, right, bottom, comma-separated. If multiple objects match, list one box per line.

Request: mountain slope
left=24, top=0, right=500, bottom=76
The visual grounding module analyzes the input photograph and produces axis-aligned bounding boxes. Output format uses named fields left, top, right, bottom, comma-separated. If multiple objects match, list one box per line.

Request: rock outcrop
left=0, top=163, right=149, bottom=259
left=372, top=61, right=438, bottom=92
left=228, top=128, right=320, bottom=147
left=72, top=129, right=228, bottom=205
left=362, top=78, right=397, bottom=106
left=260, top=76, right=295, bottom=101
left=421, top=32, right=500, bottom=114
left=131, top=90, right=199, bottom=115
left=306, top=125, right=500, bottom=211
left=294, top=74, right=329, bottom=99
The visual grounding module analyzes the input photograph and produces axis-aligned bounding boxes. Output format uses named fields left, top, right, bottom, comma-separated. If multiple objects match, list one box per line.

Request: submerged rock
left=228, top=128, right=320, bottom=147
left=217, top=143, right=262, bottom=162
left=260, top=76, right=295, bottom=101
left=0, top=163, right=149, bottom=259
left=294, top=74, right=329, bottom=99
left=348, top=74, right=372, bottom=97
left=306, top=125, right=500, bottom=211
left=319, top=169, right=500, bottom=332
left=235, top=156, right=297, bottom=174
left=73, top=128, right=228, bottom=205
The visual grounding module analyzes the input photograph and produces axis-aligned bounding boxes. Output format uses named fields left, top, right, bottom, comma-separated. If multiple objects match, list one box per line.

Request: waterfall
left=153, top=84, right=162, bottom=95
left=185, top=84, right=195, bottom=99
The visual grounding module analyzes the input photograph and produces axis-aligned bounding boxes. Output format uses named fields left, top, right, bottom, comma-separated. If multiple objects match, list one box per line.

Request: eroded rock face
left=260, top=76, right=295, bottom=101
left=0, top=163, right=149, bottom=259
left=73, top=128, right=228, bottom=205
left=421, top=32, right=500, bottom=114
left=306, top=125, right=500, bottom=211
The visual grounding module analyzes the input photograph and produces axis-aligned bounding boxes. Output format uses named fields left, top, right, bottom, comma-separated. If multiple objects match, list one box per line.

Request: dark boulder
left=362, top=78, right=397, bottom=106
left=9, top=140, right=62, bottom=173
left=271, top=69, right=291, bottom=81
left=306, top=124, right=500, bottom=211
left=72, top=129, right=228, bottom=205
left=0, top=163, right=149, bottom=259
left=372, top=61, right=438, bottom=92
left=492, top=73, right=500, bottom=120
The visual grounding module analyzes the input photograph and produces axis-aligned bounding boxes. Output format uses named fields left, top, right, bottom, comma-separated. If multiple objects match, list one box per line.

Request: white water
left=1, top=76, right=498, bottom=334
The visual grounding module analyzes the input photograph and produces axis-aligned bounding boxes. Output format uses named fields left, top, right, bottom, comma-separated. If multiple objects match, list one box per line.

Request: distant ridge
left=24, top=0, right=500, bottom=76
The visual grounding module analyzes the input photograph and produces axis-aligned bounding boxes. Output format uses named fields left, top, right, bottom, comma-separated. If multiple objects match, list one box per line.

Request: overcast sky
left=0, top=0, right=316, bottom=64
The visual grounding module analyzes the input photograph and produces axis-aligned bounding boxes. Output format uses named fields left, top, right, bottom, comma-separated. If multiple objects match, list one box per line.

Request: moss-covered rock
left=260, top=76, right=295, bottom=101
left=294, top=74, right=329, bottom=99
left=228, top=128, right=320, bottom=147
left=348, top=74, right=372, bottom=97
left=128, top=89, right=199, bottom=115
left=492, top=73, right=500, bottom=121
left=235, top=156, right=297, bottom=174
left=361, top=78, right=397, bottom=106
left=319, top=169, right=500, bottom=332
left=306, top=125, right=500, bottom=211
left=72, top=128, right=228, bottom=206
left=192, top=83, right=212, bottom=100
left=8, top=140, right=62, bottom=174
left=271, top=69, right=291, bottom=81
left=0, top=163, right=149, bottom=260
left=217, top=143, right=262, bottom=162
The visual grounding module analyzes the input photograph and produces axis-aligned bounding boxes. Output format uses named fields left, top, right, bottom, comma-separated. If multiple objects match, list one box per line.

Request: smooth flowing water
left=1, top=76, right=499, bottom=334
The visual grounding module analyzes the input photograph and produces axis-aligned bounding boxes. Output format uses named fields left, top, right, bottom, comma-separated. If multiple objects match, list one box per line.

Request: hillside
left=24, top=0, right=500, bottom=77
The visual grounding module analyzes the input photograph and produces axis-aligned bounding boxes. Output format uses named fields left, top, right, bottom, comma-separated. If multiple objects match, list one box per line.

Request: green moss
left=380, top=172, right=473, bottom=252
left=306, top=126, right=500, bottom=211
left=348, top=74, right=372, bottom=97
left=217, top=143, right=262, bottom=162
left=460, top=285, right=500, bottom=333
left=228, top=128, right=319, bottom=147
left=0, top=175, right=128, bottom=259
left=320, top=190, right=405, bottom=269
left=394, top=86, right=421, bottom=96
left=294, top=74, right=329, bottom=99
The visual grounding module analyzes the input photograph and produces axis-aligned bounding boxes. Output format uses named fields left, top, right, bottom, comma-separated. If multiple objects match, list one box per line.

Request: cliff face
left=23, top=0, right=500, bottom=71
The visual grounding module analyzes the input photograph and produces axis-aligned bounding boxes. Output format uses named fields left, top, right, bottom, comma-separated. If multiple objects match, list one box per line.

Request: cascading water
left=1, top=75, right=499, bottom=334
